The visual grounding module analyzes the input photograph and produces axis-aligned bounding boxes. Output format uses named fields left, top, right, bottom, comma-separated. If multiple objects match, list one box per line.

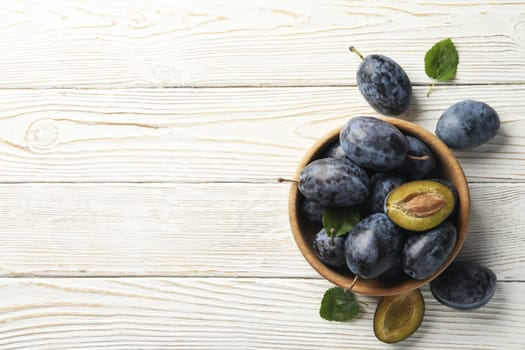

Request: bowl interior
left=288, top=116, right=470, bottom=296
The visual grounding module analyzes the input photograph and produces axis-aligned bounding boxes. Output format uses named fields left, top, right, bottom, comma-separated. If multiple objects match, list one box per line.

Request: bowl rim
left=288, top=116, right=471, bottom=296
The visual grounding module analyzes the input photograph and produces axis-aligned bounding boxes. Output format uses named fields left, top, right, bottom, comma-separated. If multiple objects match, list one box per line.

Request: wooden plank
left=0, top=183, right=521, bottom=279
left=1, top=0, right=525, bottom=87
left=0, top=277, right=521, bottom=349
left=0, top=85, right=523, bottom=182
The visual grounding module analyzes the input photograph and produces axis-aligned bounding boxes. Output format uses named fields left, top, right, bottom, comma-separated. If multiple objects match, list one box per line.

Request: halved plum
left=430, top=261, right=497, bottom=310
left=374, top=289, right=425, bottom=343
left=385, top=180, right=455, bottom=231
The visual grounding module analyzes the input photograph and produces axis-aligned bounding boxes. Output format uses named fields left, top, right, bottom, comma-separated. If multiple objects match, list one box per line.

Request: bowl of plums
left=282, top=112, right=500, bottom=342
left=285, top=115, right=470, bottom=296
left=281, top=45, right=500, bottom=344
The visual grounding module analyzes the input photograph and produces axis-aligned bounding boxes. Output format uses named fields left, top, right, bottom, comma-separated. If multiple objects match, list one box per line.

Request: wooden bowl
left=288, top=116, right=470, bottom=296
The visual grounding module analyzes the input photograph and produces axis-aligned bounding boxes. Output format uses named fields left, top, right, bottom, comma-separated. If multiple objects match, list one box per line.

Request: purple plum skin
left=356, top=54, right=412, bottom=116
left=340, top=117, right=409, bottom=171
left=436, top=100, right=500, bottom=149
left=298, top=158, right=369, bottom=207
left=366, top=173, right=406, bottom=214
left=313, top=228, right=347, bottom=268
left=345, top=213, right=403, bottom=279
left=430, top=261, right=497, bottom=310
left=402, top=221, right=457, bottom=280
left=396, top=135, right=437, bottom=180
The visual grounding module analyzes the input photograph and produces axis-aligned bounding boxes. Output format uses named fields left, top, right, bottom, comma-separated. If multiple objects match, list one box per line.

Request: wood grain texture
left=0, top=182, right=520, bottom=279
left=1, top=0, right=525, bottom=87
left=0, top=277, right=520, bottom=350
left=0, top=85, right=522, bottom=182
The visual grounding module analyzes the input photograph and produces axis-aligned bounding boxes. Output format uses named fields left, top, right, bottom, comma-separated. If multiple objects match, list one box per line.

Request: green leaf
left=322, top=207, right=360, bottom=238
left=320, top=287, right=361, bottom=322
left=425, top=38, right=459, bottom=82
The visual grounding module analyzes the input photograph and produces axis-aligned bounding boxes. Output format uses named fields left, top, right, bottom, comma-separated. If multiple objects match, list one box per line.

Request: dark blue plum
left=430, top=261, right=497, bottom=310
left=366, top=173, right=406, bottom=214
left=395, top=136, right=436, bottom=180
left=402, top=221, right=457, bottom=280
left=436, top=100, right=500, bottom=149
left=340, top=117, right=409, bottom=171
left=313, top=228, right=347, bottom=268
left=345, top=213, right=403, bottom=279
left=300, top=198, right=323, bottom=223
left=356, top=54, right=412, bottom=116
left=298, top=158, right=369, bottom=207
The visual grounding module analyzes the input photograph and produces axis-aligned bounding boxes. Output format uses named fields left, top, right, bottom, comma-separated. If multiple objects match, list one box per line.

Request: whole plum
left=298, top=158, right=369, bottom=207
left=436, top=100, right=500, bottom=149
left=340, top=117, right=409, bottom=171
left=313, top=228, right=347, bottom=268
left=402, top=221, right=457, bottom=280
left=352, top=49, right=412, bottom=116
left=345, top=213, right=403, bottom=279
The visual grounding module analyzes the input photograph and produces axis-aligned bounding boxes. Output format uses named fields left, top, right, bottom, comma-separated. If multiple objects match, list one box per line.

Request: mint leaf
left=424, top=38, right=459, bottom=96
left=320, top=287, right=361, bottom=322
left=322, top=207, right=360, bottom=238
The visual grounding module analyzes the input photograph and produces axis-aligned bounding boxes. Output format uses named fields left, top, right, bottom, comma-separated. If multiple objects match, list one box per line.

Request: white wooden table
left=0, top=1, right=524, bottom=349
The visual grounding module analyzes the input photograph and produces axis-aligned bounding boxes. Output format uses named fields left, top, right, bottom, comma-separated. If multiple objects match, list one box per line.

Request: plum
left=298, top=158, right=369, bottom=207
left=436, top=100, right=500, bottom=149
left=385, top=180, right=455, bottom=232
left=402, top=221, right=457, bottom=280
left=340, top=117, right=409, bottom=171
left=351, top=47, right=412, bottom=116
left=313, top=228, right=347, bottom=268
left=300, top=198, right=323, bottom=223
left=345, top=213, right=403, bottom=279
left=395, top=135, right=436, bottom=180
left=374, top=289, right=425, bottom=343
left=430, top=261, right=497, bottom=310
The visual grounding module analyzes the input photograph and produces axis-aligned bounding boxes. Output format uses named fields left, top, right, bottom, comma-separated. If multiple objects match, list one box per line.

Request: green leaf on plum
left=322, top=206, right=360, bottom=238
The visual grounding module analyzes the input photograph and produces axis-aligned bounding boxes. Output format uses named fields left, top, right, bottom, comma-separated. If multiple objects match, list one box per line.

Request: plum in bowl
left=286, top=116, right=470, bottom=296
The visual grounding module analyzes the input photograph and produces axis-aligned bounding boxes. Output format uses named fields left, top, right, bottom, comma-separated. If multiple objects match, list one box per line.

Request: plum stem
left=344, top=275, right=359, bottom=293
left=329, top=228, right=336, bottom=246
left=426, top=81, right=436, bottom=97
left=277, top=177, right=298, bottom=183
left=349, top=46, right=365, bottom=61
left=406, top=154, right=430, bottom=161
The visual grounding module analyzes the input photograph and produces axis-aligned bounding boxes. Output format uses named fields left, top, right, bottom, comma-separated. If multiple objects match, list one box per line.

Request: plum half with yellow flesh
left=374, top=289, right=425, bottom=343
left=385, top=180, right=455, bottom=232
